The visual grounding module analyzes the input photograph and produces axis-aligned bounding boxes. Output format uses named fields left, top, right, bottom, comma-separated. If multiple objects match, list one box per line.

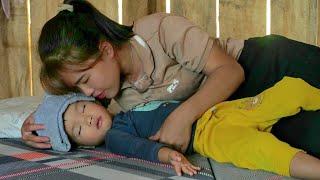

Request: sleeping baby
left=35, top=77, right=320, bottom=178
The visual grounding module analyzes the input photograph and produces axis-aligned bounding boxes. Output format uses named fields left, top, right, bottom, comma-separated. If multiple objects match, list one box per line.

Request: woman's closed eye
left=82, top=77, right=89, bottom=84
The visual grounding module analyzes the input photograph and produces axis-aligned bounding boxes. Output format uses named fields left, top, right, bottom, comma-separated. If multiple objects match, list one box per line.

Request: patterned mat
left=0, top=138, right=297, bottom=180
left=0, top=138, right=213, bottom=180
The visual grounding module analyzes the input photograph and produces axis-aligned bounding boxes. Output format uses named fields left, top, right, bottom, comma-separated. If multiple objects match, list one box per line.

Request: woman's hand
left=149, top=121, right=191, bottom=152
left=21, top=112, right=51, bottom=149
left=149, top=106, right=193, bottom=152
left=150, top=45, right=244, bottom=151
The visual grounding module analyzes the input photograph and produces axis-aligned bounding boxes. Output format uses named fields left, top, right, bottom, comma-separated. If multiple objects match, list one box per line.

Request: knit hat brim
left=34, top=93, right=95, bottom=152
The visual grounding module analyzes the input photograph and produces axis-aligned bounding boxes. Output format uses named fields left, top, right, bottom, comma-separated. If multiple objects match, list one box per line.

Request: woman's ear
left=99, top=41, right=115, bottom=58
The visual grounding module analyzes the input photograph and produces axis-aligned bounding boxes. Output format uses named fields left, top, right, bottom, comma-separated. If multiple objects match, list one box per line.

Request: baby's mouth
left=96, top=116, right=102, bottom=129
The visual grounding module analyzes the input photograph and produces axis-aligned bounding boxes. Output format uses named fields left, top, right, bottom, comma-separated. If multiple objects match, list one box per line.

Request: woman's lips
left=97, top=91, right=106, bottom=99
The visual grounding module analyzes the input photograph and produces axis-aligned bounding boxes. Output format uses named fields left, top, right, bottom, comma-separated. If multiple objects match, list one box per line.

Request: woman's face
left=60, top=43, right=121, bottom=99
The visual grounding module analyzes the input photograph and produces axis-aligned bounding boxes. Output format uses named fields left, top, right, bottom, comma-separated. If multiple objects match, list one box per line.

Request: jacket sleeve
left=105, top=129, right=166, bottom=162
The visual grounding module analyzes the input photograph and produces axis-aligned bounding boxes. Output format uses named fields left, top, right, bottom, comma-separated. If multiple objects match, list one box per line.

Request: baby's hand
left=168, top=151, right=201, bottom=176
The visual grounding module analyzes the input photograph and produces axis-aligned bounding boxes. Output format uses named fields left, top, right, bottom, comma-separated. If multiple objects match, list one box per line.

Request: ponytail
left=63, top=0, right=134, bottom=46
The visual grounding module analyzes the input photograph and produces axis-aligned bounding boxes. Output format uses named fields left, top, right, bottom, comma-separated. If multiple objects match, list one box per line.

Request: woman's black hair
left=63, top=0, right=134, bottom=46
left=38, top=0, right=134, bottom=94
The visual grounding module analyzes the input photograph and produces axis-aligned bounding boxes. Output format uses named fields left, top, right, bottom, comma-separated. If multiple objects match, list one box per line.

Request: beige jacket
left=113, top=13, right=244, bottom=112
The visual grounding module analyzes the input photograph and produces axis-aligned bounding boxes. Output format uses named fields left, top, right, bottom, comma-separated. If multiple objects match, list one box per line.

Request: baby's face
left=63, top=101, right=112, bottom=146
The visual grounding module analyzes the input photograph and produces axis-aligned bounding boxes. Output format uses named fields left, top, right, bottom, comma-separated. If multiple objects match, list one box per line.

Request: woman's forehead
left=58, top=69, right=84, bottom=87
left=62, top=59, right=95, bottom=71
left=60, top=57, right=102, bottom=85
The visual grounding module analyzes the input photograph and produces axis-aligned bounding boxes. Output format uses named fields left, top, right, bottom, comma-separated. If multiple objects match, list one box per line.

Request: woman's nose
left=78, top=84, right=94, bottom=96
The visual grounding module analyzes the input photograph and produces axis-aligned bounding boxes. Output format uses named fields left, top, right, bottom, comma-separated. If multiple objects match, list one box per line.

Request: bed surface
left=0, top=138, right=296, bottom=180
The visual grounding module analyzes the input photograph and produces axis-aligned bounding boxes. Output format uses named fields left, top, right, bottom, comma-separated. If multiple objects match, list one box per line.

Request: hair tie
left=58, top=4, right=74, bottom=13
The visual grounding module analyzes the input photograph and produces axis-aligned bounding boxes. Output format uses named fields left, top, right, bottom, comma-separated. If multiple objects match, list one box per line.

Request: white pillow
left=0, top=96, right=42, bottom=138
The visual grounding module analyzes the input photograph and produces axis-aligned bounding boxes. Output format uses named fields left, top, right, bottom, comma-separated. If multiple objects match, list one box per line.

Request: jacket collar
left=120, top=35, right=155, bottom=92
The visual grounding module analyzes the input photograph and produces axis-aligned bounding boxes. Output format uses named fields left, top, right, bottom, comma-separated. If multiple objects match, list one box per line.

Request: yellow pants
left=193, top=77, right=320, bottom=176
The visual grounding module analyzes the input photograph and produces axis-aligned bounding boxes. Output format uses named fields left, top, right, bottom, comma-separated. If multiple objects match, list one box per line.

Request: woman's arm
left=180, top=43, right=245, bottom=122
left=21, top=112, right=51, bottom=149
left=151, top=44, right=244, bottom=151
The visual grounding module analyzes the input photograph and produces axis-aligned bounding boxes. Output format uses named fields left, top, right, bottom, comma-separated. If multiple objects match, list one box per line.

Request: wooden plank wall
left=0, top=0, right=320, bottom=99
left=5, top=0, right=30, bottom=98
left=318, top=0, right=320, bottom=45
left=0, top=7, right=11, bottom=98
left=171, top=0, right=216, bottom=37
left=219, top=0, right=266, bottom=39
left=30, top=0, right=60, bottom=96
left=271, top=0, right=318, bottom=45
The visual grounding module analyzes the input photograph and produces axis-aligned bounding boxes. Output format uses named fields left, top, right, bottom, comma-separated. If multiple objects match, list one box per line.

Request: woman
left=22, top=0, right=320, bottom=158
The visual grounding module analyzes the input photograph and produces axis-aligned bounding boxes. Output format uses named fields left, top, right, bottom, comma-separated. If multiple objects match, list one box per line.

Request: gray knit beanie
left=34, top=93, right=95, bottom=152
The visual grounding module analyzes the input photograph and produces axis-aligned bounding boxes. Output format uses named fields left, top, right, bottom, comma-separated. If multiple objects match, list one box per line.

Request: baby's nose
left=86, top=116, right=93, bottom=126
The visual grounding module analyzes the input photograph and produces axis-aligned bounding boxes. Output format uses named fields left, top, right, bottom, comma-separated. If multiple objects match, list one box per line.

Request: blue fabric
left=105, top=102, right=196, bottom=162
left=34, top=93, right=95, bottom=152
left=132, top=100, right=179, bottom=111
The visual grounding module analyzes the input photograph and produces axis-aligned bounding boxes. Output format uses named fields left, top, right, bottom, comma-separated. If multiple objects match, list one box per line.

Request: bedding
left=0, top=96, right=295, bottom=179
left=0, top=138, right=214, bottom=179
left=0, top=96, right=42, bottom=138
left=0, top=138, right=296, bottom=180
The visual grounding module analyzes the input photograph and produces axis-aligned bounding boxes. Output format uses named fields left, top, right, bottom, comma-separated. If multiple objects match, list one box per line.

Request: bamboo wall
left=0, top=0, right=320, bottom=99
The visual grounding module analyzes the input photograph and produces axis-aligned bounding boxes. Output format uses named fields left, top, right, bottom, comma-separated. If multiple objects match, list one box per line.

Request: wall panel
left=6, top=0, right=30, bottom=97
left=171, top=0, right=216, bottom=37
left=220, top=0, right=266, bottom=39
left=122, top=0, right=149, bottom=25
left=317, top=0, right=320, bottom=46
left=271, top=0, right=318, bottom=46
left=30, top=0, right=61, bottom=96
left=148, top=0, right=166, bottom=14
left=89, top=0, right=118, bottom=22
left=0, top=6, right=11, bottom=98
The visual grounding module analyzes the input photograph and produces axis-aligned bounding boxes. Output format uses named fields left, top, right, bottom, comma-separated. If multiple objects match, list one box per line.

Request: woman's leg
left=232, top=34, right=320, bottom=99
left=233, top=34, right=320, bottom=157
